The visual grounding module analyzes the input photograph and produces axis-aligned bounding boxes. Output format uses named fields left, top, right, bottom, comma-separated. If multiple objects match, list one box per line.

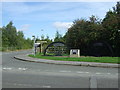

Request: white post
left=78, top=49, right=80, bottom=57
left=32, top=36, right=35, bottom=56
left=70, top=49, right=72, bottom=55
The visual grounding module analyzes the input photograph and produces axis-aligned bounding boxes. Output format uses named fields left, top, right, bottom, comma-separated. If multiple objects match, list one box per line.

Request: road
left=1, top=50, right=119, bottom=89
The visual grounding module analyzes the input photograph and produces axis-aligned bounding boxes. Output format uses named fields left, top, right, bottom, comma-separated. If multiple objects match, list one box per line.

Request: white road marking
left=2, top=68, right=7, bottom=70
left=77, top=71, right=90, bottom=74
left=95, top=73, right=102, bottom=75
left=3, top=67, right=12, bottom=70
left=5, top=82, right=51, bottom=88
left=84, top=72, right=89, bottom=73
left=9, top=83, right=33, bottom=87
left=2, top=67, right=28, bottom=71
left=44, top=70, right=49, bottom=72
left=42, top=86, right=51, bottom=88
left=18, top=68, right=27, bottom=71
left=77, top=72, right=84, bottom=73
left=107, top=73, right=111, bottom=75
left=59, top=70, right=71, bottom=73
left=22, top=68, right=27, bottom=71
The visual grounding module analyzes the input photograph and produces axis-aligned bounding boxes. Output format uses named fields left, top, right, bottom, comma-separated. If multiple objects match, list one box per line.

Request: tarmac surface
left=2, top=50, right=119, bottom=88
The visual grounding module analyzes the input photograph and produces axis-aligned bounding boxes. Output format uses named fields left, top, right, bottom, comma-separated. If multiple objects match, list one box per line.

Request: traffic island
left=14, top=54, right=120, bottom=68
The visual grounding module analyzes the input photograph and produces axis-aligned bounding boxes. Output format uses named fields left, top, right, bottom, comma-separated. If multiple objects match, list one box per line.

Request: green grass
left=29, top=54, right=119, bottom=64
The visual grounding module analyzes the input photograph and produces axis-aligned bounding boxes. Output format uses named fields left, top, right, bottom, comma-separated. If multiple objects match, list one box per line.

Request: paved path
left=14, top=54, right=120, bottom=68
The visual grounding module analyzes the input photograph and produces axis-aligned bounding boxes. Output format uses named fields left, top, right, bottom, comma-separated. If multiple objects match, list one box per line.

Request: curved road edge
left=14, top=54, right=120, bottom=68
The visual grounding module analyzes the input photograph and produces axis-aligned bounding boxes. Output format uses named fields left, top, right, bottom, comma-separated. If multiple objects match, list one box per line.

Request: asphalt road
left=1, top=50, right=119, bottom=89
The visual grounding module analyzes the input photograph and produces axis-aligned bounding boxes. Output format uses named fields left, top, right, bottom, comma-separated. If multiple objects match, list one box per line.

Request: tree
left=16, top=31, right=25, bottom=49
left=2, top=26, right=10, bottom=47
left=1, top=21, right=33, bottom=51
left=44, top=35, right=52, bottom=44
left=65, top=17, right=103, bottom=55
left=102, top=1, right=120, bottom=56
left=41, top=34, right=45, bottom=40
left=0, top=27, right=2, bottom=48
left=6, top=21, right=18, bottom=47
left=65, top=19, right=88, bottom=55
left=54, top=30, right=64, bottom=42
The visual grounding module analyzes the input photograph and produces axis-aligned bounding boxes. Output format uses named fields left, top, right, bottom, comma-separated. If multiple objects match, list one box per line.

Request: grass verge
left=29, top=54, right=119, bottom=64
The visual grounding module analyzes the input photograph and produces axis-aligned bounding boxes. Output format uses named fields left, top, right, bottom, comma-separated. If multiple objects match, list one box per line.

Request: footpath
left=14, top=54, right=120, bottom=68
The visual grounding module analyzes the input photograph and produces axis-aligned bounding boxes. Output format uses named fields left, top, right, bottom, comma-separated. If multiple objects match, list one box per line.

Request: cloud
left=18, top=24, right=30, bottom=31
left=53, top=22, right=73, bottom=30
left=3, top=2, right=116, bottom=22
left=2, top=2, right=82, bottom=16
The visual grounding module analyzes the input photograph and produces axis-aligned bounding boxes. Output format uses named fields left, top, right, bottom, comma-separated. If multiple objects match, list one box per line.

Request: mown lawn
left=29, top=54, right=119, bottom=64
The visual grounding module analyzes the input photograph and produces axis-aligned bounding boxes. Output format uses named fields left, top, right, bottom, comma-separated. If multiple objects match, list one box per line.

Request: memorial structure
left=36, top=41, right=47, bottom=53
left=70, top=49, right=80, bottom=57
left=33, top=41, right=47, bottom=54
left=44, top=42, right=67, bottom=56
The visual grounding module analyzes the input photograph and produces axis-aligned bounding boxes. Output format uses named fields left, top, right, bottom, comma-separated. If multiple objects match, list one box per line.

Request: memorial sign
left=53, top=43, right=65, bottom=47
left=70, top=49, right=80, bottom=57
left=44, top=42, right=67, bottom=56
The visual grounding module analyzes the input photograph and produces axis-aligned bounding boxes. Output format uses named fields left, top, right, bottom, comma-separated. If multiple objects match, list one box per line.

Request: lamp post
left=32, top=35, right=35, bottom=56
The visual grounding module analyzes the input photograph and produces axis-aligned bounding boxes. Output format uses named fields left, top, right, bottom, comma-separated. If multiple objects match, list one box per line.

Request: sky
left=1, top=1, right=117, bottom=40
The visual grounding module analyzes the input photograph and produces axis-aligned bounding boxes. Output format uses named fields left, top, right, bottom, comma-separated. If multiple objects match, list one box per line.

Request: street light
left=32, top=35, right=35, bottom=56
left=118, top=30, right=120, bottom=32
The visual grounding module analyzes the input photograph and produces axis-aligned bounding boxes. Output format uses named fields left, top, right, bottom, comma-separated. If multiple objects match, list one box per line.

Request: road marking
left=44, top=70, right=49, bottom=72
left=84, top=72, right=89, bottom=73
left=107, top=73, right=111, bottom=75
left=18, top=68, right=22, bottom=69
left=95, top=73, right=102, bottom=75
left=5, top=82, right=51, bottom=88
left=77, top=72, right=84, bottom=73
left=2, top=67, right=28, bottom=71
left=18, top=68, right=27, bottom=71
left=42, top=86, right=51, bottom=88
left=59, top=70, right=71, bottom=73
left=77, top=71, right=90, bottom=74
left=3, top=67, right=12, bottom=70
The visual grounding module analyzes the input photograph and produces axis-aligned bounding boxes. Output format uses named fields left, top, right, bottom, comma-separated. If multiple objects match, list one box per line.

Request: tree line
left=55, top=2, right=120, bottom=56
left=0, top=21, right=33, bottom=51
left=0, top=21, right=54, bottom=51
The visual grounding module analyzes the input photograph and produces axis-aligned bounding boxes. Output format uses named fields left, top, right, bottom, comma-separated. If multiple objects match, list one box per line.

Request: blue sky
left=2, top=2, right=116, bottom=40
